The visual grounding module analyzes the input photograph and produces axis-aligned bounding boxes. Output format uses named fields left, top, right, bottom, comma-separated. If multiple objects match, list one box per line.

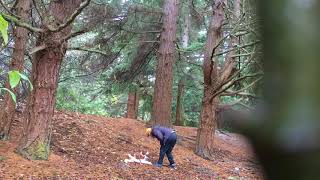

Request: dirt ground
left=0, top=111, right=264, bottom=179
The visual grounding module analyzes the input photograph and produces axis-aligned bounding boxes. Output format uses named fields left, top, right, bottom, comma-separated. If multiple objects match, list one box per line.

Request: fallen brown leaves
left=0, top=110, right=264, bottom=179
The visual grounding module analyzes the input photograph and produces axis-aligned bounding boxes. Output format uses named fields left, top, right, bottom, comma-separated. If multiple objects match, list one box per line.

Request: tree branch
left=68, top=47, right=108, bottom=56
left=215, top=45, right=258, bottom=91
left=1, top=13, right=44, bottom=32
left=211, top=73, right=263, bottom=100
left=219, top=98, right=244, bottom=108
left=213, top=40, right=260, bottom=57
left=29, top=44, right=47, bottom=55
left=231, top=52, right=254, bottom=58
left=49, top=0, right=91, bottom=32
left=121, top=28, right=161, bottom=34
left=62, top=28, right=90, bottom=41
left=58, top=68, right=102, bottom=83
left=221, top=77, right=263, bottom=97
left=222, top=92, right=258, bottom=98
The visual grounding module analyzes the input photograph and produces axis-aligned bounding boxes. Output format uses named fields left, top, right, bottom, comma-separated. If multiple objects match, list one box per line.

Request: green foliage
left=188, top=41, right=205, bottom=49
left=18, top=72, right=33, bottom=91
left=0, top=14, right=8, bottom=45
left=53, top=0, right=261, bottom=127
left=138, top=94, right=153, bottom=120
left=0, top=71, right=32, bottom=103
left=8, top=71, right=21, bottom=89
left=184, top=119, right=199, bottom=127
left=0, top=88, right=16, bottom=103
left=56, top=82, right=127, bottom=117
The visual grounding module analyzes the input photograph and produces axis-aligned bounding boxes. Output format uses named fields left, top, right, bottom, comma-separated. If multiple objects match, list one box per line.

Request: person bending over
left=146, top=126, right=177, bottom=169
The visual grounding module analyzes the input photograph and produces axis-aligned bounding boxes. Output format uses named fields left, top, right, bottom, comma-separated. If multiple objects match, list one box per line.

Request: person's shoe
left=169, top=163, right=176, bottom=169
left=153, top=162, right=162, bottom=168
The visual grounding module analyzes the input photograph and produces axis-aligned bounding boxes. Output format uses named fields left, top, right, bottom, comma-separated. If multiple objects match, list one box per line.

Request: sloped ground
left=0, top=111, right=264, bottom=179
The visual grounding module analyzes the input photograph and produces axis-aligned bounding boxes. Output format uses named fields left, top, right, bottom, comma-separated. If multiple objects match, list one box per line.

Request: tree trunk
left=0, top=0, right=31, bottom=140
left=196, top=97, right=219, bottom=158
left=195, top=0, right=225, bottom=159
left=175, top=78, right=185, bottom=126
left=16, top=0, right=82, bottom=160
left=152, top=0, right=180, bottom=127
left=126, top=90, right=139, bottom=119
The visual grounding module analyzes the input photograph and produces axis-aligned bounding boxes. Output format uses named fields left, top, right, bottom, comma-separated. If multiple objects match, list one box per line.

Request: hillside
left=0, top=111, right=263, bottom=179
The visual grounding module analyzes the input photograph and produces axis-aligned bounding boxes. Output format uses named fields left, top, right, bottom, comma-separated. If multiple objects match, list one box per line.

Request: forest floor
left=0, top=110, right=264, bottom=179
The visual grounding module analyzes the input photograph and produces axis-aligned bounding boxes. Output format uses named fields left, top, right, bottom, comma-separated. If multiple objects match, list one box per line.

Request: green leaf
left=8, top=70, right=21, bottom=89
left=0, top=88, right=16, bottom=103
left=18, top=72, right=33, bottom=91
left=0, top=14, right=9, bottom=45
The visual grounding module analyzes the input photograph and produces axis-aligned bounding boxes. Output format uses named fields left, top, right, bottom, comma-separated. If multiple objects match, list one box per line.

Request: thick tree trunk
left=196, top=97, right=219, bottom=158
left=126, top=90, right=139, bottom=119
left=152, top=0, right=180, bottom=127
left=175, top=78, right=185, bottom=126
left=16, top=0, right=82, bottom=160
left=195, top=0, right=225, bottom=159
left=16, top=43, right=63, bottom=160
left=0, top=0, right=31, bottom=140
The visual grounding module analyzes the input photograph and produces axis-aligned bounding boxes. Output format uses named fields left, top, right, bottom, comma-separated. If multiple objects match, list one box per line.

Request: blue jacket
left=151, top=126, right=175, bottom=145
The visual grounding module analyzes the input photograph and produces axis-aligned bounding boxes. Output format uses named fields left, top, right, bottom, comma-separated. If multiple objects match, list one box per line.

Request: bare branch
left=208, top=46, right=258, bottom=100
left=223, top=92, right=258, bottom=98
left=231, top=52, right=254, bottom=58
left=49, top=0, right=91, bottom=32
left=58, top=68, right=102, bottom=83
left=222, top=77, right=263, bottom=97
left=213, top=40, right=260, bottom=57
left=211, top=72, right=263, bottom=100
left=62, top=28, right=90, bottom=41
left=1, top=13, right=44, bottom=32
left=67, top=47, right=108, bottom=56
left=219, top=98, right=244, bottom=108
left=29, top=44, right=47, bottom=55
left=121, top=28, right=161, bottom=34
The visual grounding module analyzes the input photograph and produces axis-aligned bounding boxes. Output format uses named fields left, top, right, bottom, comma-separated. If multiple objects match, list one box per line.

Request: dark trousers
left=158, top=133, right=177, bottom=165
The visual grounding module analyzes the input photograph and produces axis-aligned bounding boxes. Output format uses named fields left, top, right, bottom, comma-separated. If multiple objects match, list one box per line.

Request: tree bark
left=16, top=0, right=82, bottom=160
left=195, top=0, right=225, bottom=159
left=152, top=0, right=180, bottom=127
left=175, top=78, right=185, bottom=126
left=126, top=90, right=139, bottom=119
left=0, top=0, right=31, bottom=140
left=196, top=97, right=219, bottom=158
